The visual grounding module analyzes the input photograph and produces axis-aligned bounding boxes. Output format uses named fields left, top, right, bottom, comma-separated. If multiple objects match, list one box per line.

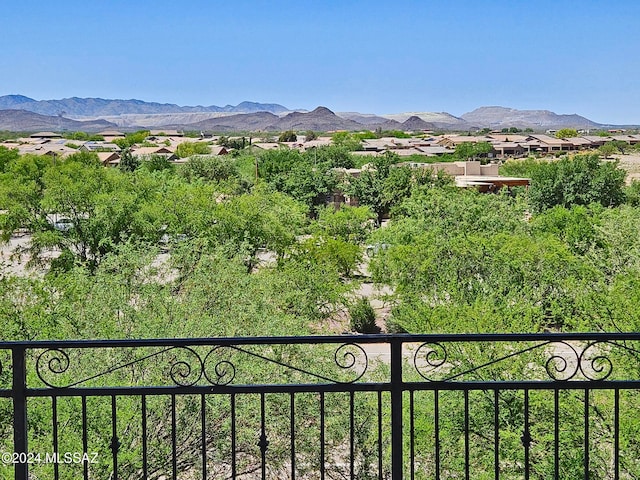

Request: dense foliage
left=2, top=149, right=640, bottom=478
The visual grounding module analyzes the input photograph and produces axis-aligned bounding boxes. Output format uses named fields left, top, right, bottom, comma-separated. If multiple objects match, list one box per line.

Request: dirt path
left=0, top=233, right=34, bottom=276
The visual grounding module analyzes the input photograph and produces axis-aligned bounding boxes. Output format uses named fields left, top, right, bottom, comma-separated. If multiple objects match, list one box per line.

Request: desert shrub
left=349, top=297, right=379, bottom=333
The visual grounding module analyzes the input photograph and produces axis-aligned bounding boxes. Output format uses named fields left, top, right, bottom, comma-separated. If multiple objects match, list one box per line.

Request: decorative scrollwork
left=414, top=342, right=448, bottom=381
left=334, top=343, right=368, bottom=383
left=167, top=346, right=204, bottom=387
left=36, top=348, right=71, bottom=388
left=203, top=346, right=236, bottom=386
left=544, top=341, right=613, bottom=381
left=578, top=341, right=613, bottom=381
left=544, top=341, right=580, bottom=381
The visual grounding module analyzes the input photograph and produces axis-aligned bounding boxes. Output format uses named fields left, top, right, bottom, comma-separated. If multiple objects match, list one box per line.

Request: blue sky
left=2, top=0, right=639, bottom=123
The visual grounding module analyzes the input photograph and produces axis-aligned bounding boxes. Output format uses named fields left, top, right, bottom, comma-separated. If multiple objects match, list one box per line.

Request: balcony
left=2, top=333, right=640, bottom=479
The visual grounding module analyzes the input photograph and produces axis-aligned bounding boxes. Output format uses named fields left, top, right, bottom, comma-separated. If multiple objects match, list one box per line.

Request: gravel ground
left=0, top=233, right=35, bottom=277
left=612, top=153, right=640, bottom=183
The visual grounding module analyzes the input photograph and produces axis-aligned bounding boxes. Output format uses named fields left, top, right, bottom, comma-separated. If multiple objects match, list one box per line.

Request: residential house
left=564, top=137, right=595, bottom=150
left=98, top=130, right=126, bottom=142
left=581, top=136, right=609, bottom=147
left=436, top=135, right=485, bottom=148
left=17, top=143, right=77, bottom=158
left=252, top=142, right=281, bottom=151
left=29, top=132, right=62, bottom=139
left=524, top=134, right=575, bottom=153
left=401, top=161, right=529, bottom=191
left=97, top=152, right=121, bottom=167
left=149, top=130, right=184, bottom=137
left=490, top=142, right=526, bottom=158
left=131, top=146, right=178, bottom=161
left=611, top=135, right=640, bottom=145
left=80, top=141, right=121, bottom=152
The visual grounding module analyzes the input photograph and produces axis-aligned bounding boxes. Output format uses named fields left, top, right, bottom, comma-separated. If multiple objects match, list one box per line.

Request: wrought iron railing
left=1, top=333, right=640, bottom=479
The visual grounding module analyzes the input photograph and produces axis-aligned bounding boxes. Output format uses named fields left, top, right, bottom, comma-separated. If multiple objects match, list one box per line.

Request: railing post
left=12, top=345, right=28, bottom=480
left=390, top=337, right=403, bottom=480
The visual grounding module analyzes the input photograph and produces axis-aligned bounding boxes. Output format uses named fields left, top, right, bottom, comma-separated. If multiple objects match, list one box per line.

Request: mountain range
left=0, top=95, right=617, bottom=133
left=0, top=95, right=291, bottom=116
left=0, top=109, right=116, bottom=132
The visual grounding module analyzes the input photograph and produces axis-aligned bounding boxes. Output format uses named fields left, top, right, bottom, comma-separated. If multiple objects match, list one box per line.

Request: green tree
left=349, top=297, right=379, bottom=333
left=342, top=155, right=392, bottom=224
left=331, top=132, right=362, bottom=151
left=118, top=148, right=140, bottom=172
left=345, top=152, right=451, bottom=224
left=454, top=141, right=493, bottom=162
left=1, top=159, right=168, bottom=271
left=610, top=139, right=629, bottom=154
left=307, top=145, right=354, bottom=169
left=278, top=130, right=297, bottom=142
left=175, top=141, right=211, bottom=158
left=140, top=154, right=175, bottom=172
left=208, top=187, right=308, bottom=271
left=178, top=155, right=239, bottom=183
left=528, top=154, right=626, bottom=212
left=295, top=235, right=362, bottom=277
left=555, top=128, right=578, bottom=138
left=113, top=130, right=150, bottom=149
left=0, top=145, right=20, bottom=173
left=0, top=154, right=53, bottom=239
left=258, top=148, right=338, bottom=214
left=314, top=205, right=374, bottom=244
left=598, top=142, right=618, bottom=159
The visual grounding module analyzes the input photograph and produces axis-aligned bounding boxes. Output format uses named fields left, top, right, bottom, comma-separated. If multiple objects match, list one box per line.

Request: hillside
left=169, top=111, right=282, bottom=132
left=164, top=107, right=366, bottom=132
left=0, top=109, right=116, bottom=132
left=275, top=107, right=364, bottom=131
left=0, top=95, right=290, bottom=117
left=337, top=112, right=394, bottom=125
left=401, top=115, right=436, bottom=131
left=382, top=111, right=469, bottom=129
left=461, top=106, right=600, bottom=129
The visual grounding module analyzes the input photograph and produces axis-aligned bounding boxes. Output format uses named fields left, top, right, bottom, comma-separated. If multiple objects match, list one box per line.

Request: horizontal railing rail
left=1, top=333, right=639, bottom=479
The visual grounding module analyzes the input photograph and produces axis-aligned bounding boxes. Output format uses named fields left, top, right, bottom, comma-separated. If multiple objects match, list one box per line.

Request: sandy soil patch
left=611, top=153, right=640, bottom=183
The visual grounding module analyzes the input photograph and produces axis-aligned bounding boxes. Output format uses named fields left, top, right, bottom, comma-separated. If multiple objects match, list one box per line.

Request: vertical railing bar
left=614, top=389, right=619, bottom=480
left=464, top=390, right=470, bottom=480
left=111, top=395, right=118, bottom=480
left=231, top=394, right=236, bottom=479
left=290, top=392, right=296, bottom=480
left=260, top=393, right=267, bottom=480
left=435, top=390, right=440, bottom=480
left=410, top=391, right=415, bottom=480
left=554, top=389, right=559, bottom=480
left=320, top=392, right=325, bottom=480
left=52, top=396, right=59, bottom=480
left=494, top=389, right=499, bottom=480
left=141, top=395, right=148, bottom=480
left=82, top=396, right=89, bottom=480
left=12, top=346, right=28, bottom=480
left=171, top=394, right=177, bottom=480
left=350, top=391, right=355, bottom=480
left=201, top=393, right=207, bottom=480
left=584, top=389, right=589, bottom=480
left=377, top=390, right=383, bottom=480
left=390, top=338, right=403, bottom=480
left=523, top=389, right=530, bottom=480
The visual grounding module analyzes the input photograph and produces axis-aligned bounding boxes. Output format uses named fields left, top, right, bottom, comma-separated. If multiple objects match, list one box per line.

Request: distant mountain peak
left=310, top=106, right=336, bottom=115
